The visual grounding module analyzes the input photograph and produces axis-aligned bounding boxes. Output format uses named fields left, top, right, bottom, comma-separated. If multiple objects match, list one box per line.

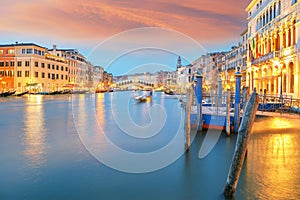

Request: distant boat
left=14, top=91, right=29, bottom=97
left=164, top=90, right=174, bottom=95
left=0, top=90, right=16, bottom=97
left=134, top=95, right=152, bottom=103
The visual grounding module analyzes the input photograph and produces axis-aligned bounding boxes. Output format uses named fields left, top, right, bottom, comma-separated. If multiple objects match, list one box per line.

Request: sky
left=0, top=0, right=251, bottom=75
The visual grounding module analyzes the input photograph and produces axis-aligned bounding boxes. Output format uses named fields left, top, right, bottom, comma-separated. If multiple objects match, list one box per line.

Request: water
left=0, top=92, right=299, bottom=199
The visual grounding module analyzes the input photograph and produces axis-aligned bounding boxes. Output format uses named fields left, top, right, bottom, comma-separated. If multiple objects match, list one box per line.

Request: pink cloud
left=0, top=0, right=250, bottom=50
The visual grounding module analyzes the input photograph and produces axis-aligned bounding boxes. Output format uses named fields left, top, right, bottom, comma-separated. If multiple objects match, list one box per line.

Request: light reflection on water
left=0, top=93, right=299, bottom=199
left=22, top=95, right=46, bottom=169
left=245, top=117, right=300, bottom=200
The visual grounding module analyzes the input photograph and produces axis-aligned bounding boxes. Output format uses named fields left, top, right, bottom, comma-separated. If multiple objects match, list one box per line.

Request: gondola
left=14, top=91, right=29, bottom=97
left=0, top=90, right=16, bottom=97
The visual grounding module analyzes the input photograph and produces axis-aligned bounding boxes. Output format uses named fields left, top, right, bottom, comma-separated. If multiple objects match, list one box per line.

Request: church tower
left=176, top=56, right=182, bottom=69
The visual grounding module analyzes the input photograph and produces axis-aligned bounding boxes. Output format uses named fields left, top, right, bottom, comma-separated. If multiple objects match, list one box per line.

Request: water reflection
left=246, top=117, right=300, bottom=199
left=23, top=95, right=46, bottom=169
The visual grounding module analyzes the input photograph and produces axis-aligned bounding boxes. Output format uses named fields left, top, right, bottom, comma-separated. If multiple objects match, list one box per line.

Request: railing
left=202, top=91, right=300, bottom=116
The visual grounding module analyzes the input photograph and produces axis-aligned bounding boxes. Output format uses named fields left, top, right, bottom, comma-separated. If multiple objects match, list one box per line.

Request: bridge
left=115, top=80, right=154, bottom=90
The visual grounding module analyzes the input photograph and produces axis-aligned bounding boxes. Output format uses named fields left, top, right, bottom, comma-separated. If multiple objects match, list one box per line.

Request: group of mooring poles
left=184, top=67, right=260, bottom=197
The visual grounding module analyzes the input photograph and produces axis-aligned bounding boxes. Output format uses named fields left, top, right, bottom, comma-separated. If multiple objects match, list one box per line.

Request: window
left=61, top=66, right=64, bottom=71
left=17, top=71, right=22, bottom=77
left=61, top=74, right=64, bottom=79
left=22, top=49, right=26, bottom=54
left=26, top=49, right=32, bottom=54
left=65, top=75, right=68, bottom=80
left=56, top=65, right=59, bottom=70
left=17, top=61, right=22, bottom=67
left=38, top=50, right=41, bottom=55
left=52, top=74, right=55, bottom=80
left=41, top=63, right=45, bottom=68
left=0, top=62, right=4, bottom=67
left=34, top=49, right=37, bottom=54
left=48, top=73, right=50, bottom=79
left=0, top=50, right=3, bottom=54
left=48, top=64, right=50, bottom=69
left=52, top=65, right=55, bottom=70
left=66, top=67, right=68, bottom=72
left=7, top=49, right=14, bottom=54
left=56, top=74, right=59, bottom=79
left=42, top=72, right=45, bottom=78
left=10, top=61, right=15, bottom=67
left=25, top=61, right=30, bottom=67
left=35, top=72, right=38, bottom=78
left=25, top=71, right=30, bottom=77
left=35, top=62, right=38, bottom=67
left=5, top=62, right=9, bottom=67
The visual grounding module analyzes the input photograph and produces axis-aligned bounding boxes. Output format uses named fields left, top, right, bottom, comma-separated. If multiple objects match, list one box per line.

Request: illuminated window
left=7, top=49, right=14, bottom=54
left=0, top=50, right=3, bottom=54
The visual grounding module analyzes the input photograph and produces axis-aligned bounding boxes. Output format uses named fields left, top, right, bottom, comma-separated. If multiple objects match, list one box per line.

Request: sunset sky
left=0, top=0, right=251, bottom=75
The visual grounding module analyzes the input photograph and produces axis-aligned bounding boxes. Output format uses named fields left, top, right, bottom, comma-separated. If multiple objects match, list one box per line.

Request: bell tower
left=177, top=56, right=182, bottom=69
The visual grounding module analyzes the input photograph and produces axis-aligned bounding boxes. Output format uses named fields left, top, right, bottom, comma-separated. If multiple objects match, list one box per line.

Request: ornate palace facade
left=246, top=0, right=300, bottom=98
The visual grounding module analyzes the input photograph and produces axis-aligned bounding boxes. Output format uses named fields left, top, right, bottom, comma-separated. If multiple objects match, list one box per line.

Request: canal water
left=0, top=91, right=299, bottom=200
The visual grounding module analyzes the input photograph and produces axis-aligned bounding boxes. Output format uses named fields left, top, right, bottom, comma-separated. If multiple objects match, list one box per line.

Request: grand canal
left=0, top=91, right=299, bottom=199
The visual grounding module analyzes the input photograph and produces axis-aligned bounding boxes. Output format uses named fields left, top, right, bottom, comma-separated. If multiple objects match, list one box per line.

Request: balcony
left=281, top=45, right=297, bottom=58
left=251, top=51, right=279, bottom=65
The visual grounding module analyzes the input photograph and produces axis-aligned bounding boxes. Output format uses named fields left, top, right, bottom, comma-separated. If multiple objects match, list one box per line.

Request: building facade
left=246, top=0, right=300, bottom=98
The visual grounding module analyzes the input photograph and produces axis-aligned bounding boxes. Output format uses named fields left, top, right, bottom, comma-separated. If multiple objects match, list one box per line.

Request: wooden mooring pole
left=184, top=88, right=193, bottom=150
left=226, top=90, right=231, bottom=136
left=224, top=92, right=259, bottom=197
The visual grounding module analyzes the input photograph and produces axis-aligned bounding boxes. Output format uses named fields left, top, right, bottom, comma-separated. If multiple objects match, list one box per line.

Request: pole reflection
left=23, top=95, right=46, bottom=169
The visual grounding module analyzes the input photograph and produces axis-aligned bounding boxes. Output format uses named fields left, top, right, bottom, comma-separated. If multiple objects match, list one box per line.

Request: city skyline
left=0, top=0, right=250, bottom=75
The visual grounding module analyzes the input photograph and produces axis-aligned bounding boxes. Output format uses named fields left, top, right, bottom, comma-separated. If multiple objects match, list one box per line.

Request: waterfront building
left=246, top=0, right=300, bottom=98
left=0, top=43, right=69, bottom=92
left=192, top=53, right=221, bottom=91
left=164, top=71, right=177, bottom=90
left=49, top=48, right=93, bottom=90
left=0, top=45, right=15, bottom=91
left=93, top=66, right=104, bottom=89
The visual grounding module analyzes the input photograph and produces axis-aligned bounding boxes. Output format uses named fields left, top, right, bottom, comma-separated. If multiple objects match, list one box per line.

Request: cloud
left=0, top=0, right=249, bottom=50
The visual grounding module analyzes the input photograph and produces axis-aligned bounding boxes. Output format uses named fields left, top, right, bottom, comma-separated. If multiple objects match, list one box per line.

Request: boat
left=134, top=95, right=152, bottom=103
left=0, top=90, right=16, bottom=97
left=14, top=91, right=29, bottom=97
left=164, top=90, right=174, bottom=95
